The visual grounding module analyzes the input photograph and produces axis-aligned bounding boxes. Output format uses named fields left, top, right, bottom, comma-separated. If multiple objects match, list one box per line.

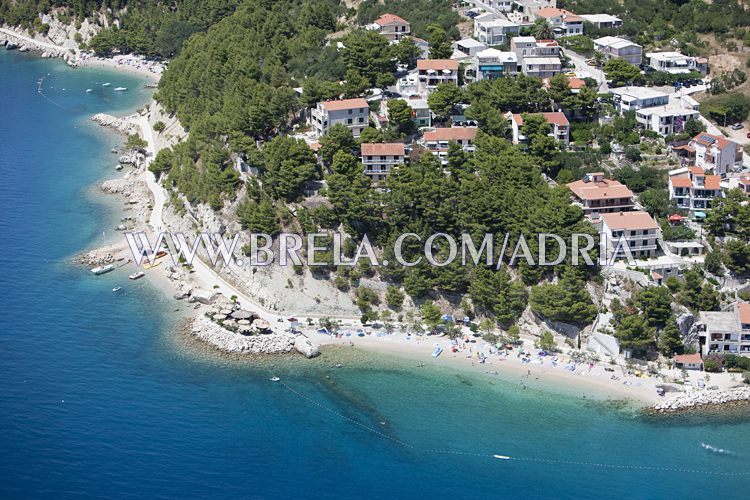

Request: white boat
left=112, top=286, right=122, bottom=292
left=129, top=271, right=145, bottom=280
left=102, top=82, right=111, bottom=86
left=114, top=87, right=127, bottom=91
left=86, top=89, right=93, bottom=93
left=432, top=345, right=443, bottom=357
left=91, top=264, right=115, bottom=275
left=269, top=376, right=280, bottom=382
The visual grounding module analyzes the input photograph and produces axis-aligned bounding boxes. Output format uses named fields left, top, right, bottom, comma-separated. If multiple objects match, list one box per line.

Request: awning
left=694, top=211, right=707, bottom=219
left=669, top=214, right=683, bottom=222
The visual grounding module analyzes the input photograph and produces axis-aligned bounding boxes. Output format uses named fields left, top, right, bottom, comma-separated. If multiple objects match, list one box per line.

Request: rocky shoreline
left=651, top=387, right=750, bottom=413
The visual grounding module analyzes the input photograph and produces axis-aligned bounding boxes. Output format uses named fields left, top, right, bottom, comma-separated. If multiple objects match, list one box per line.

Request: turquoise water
left=1, top=49, right=750, bottom=499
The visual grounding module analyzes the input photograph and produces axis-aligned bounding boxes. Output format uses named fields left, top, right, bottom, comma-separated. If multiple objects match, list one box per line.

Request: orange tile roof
left=739, top=303, right=750, bottom=324
left=691, top=133, right=737, bottom=150
left=674, top=353, right=702, bottom=364
left=309, top=142, right=322, bottom=152
left=568, top=78, right=586, bottom=89
left=536, top=7, right=583, bottom=22
left=374, top=13, right=409, bottom=26
left=567, top=178, right=634, bottom=201
left=321, top=98, right=369, bottom=111
left=423, top=127, right=478, bottom=142
left=361, top=143, right=405, bottom=156
left=670, top=177, right=692, bottom=188
left=703, top=175, right=721, bottom=190
left=688, top=166, right=705, bottom=175
left=417, top=59, right=459, bottom=71
left=511, top=112, right=569, bottom=127
left=601, top=211, right=659, bottom=231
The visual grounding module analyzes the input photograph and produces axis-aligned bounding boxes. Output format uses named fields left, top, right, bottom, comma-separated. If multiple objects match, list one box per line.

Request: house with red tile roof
left=507, top=112, right=569, bottom=145
left=372, top=13, right=410, bottom=41
left=310, top=98, right=370, bottom=138
left=696, top=303, right=750, bottom=357
left=567, top=172, right=635, bottom=218
left=421, top=127, right=478, bottom=164
left=533, top=7, right=583, bottom=37
left=668, top=166, right=724, bottom=214
left=416, top=59, right=459, bottom=90
left=361, top=143, right=405, bottom=182
left=600, top=211, right=661, bottom=259
left=673, top=353, right=703, bottom=370
left=685, top=133, right=742, bottom=176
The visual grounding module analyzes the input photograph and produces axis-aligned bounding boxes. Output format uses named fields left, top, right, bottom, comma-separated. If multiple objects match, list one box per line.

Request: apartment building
left=635, top=105, right=701, bottom=136
left=475, top=48, right=519, bottom=80
left=507, top=112, right=569, bottom=145
left=422, top=127, right=478, bottom=164
left=405, top=97, right=431, bottom=128
left=311, top=98, right=369, bottom=138
left=533, top=7, right=584, bottom=37
left=593, top=36, right=642, bottom=66
left=511, top=36, right=561, bottom=58
left=580, top=14, right=623, bottom=29
left=417, top=59, right=459, bottom=91
left=668, top=166, right=723, bottom=214
left=646, top=51, right=708, bottom=75
left=361, top=143, right=405, bottom=182
left=696, top=304, right=750, bottom=356
left=454, top=38, right=487, bottom=58
left=610, top=86, right=669, bottom=112
left=600, top=211, right=661, bottom=259
left=372, top=13, right=410, bottom=41
left=673, top=133, right=742, bottom=176
left=567, top=172, right=635, bottom=218
left=473, top=13, right=520, bottom=46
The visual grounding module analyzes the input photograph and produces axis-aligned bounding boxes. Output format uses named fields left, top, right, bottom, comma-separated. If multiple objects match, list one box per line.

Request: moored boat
left=91, top=264, right=114, bottom=275
left=129, top=271, right=145, bottom=280
left=114, top=87, right=127, bottom=91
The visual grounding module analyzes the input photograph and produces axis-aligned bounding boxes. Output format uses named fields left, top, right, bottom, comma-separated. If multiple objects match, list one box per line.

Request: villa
left=646, top=51, right=708, bottom=75
left=696, top=303, right=750, bottom=356
left=610, top=86, right=669, bottom=112
left=580, top=14, right=623, bottom=29
left=422, top=127, right=478, bottom=164
left=593, top=36, right=642, bottom=66
left=311, top=98, right=369, bottom=138
left=567, top=172, right=635, bottom=218
left=507, top=112, right=569, bottom=145
left=361, top=143, right=405, bottom=182
left=600, top=211, right=661, bottom=260
left=417, top=59, right=459, bottom=91
left=473, top=13, right=520, bottom=46
left=635, top=105, right=700, bottom=136
left=668, top=166, right=723, bottom=214
left=371, top=13, right=410, bottom=41
left=475, top=48, right=519, bottom=80
left=673, top=133, right=742, bottom=176
left=453, top=38, right=487, bottom=58
left=533, top=7, right=584, bottom=37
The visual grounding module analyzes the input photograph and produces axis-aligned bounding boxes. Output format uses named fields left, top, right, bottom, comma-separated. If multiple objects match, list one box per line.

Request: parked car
left=731, top=123, right=744, bottom=130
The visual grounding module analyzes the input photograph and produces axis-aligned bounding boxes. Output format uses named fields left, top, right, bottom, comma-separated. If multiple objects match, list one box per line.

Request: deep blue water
left=1, top=49, right=750, bottom=499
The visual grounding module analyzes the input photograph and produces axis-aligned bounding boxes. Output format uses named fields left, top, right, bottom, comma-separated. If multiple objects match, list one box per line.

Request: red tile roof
left=374, top=13, right=409, bottom=26
left=670, top=177, right=692, bottom=188
left=704, top=175, right=721, bottom=190
left=691, top=133, right=737, bottom=150
left=321, top=98, right=369, bottom=111
left=739, top=303, right=750, bottom=324
left=601, top=211, right=659, bottom=231
left=674, top=353, right=702, bottom=365
left=423, top=127, right=478, bottom=142
left=567, top=178, right=634, bottom=201
left=511, top=112, right=569, bottom=127
left=536, top=7, right=583, bottom=22
left=417, top=59, right=459, bottom=71
left=361, top=143, right=405, bottom=156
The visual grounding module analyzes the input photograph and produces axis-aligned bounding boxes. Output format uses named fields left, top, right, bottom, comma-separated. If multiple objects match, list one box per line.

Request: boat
left=90, top=264, right=114, bottom=275
left=143, top=261, right=161, bottom=270
left=114, top=87, right=127, bottom=91
left=269, top=376, right=280, bottom=382
left=493, top=455, right=511, bottom=460
left=86, top=88, right=93, bottom=93
left=129, top=271, right=145, bottom=280
left=432, top=345, right=443, bottom=357
left=112, top=286, right=122, bottom=292
left=102, top=82, right=111, bottom=86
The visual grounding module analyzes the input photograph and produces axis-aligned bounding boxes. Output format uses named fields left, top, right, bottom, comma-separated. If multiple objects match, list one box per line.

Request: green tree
left=343, top=29, right=396, bottom=87
left=427, top=83, right=463, bottom=121
left=421, top=300, right=442, bottom=329
left=385, top=285, right=405, bottom=310
left=614, top=313, right=655, bottom=354
left=261, top=136, right=320, bottom=201
left=318, top=124, right=358, bottom=165
left=533, top=18, right=554, bottom=40
left=427, top=24, right=452, bottom=59
left=529, top=267, right=597, bottom=325
left=658, top=319, right=684, bottom=356
left=604, top=58, right=641, bottom=87
left=387, top=99, right=416, bottom=136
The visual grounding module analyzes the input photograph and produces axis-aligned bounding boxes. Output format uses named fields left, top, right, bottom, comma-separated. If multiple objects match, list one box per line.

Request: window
left=348, top=109, right=352, bottom=114
left=347, top=118, right=352, bottom=124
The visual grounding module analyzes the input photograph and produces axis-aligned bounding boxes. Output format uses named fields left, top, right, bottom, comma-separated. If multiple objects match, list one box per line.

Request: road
left=0, top=27, right=68, bottom=53
left=564, top=49, right=608, bottom=92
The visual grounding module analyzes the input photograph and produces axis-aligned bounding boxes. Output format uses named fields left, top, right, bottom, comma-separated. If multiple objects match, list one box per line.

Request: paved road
left=565, top=49, right=608, bottom=92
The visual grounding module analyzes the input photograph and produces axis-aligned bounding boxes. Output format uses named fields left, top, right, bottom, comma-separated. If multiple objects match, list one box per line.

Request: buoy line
left=269, top=373, right=750, bottom=476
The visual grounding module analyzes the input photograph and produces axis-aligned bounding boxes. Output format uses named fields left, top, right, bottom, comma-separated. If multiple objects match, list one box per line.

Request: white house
left=674, top=133, right=742, bottom=176
left=405, top=97, right=431, bottom=128
left=417, top=59, right=459, bottom=91
left=521, top=56, right=562, bottom=78
left=511, top=36, right=561, bottom=58
left=422, top=127, right=478, bottom=164
left=673, top=353, right=703, bottom=370
left=600, top=211, right=661, bottom=260
left=512, top=0, right=558, bottom=19
left=507, top=112, right=569, bottom=145
left=361, top=143, right=405, bottom=182
left=454, top=38, right=487, bottom=58
left=668, top=166, right=723, bottom=214
left=311, top=98, right=370, bottom=138
left=567, top=172, right=635, bottom=218
left=473, top=13, right=520, bottom=46
left=474, top=48, right=519, bottom=80
left=580, top=14, right=623, bottom=29
left=593, top=36, right=642, bottom=66
left=533, top=7, right=584, bottom=37
left=635, top=105, right=700, bottom=136
left=646, top=51, right=708, bottom=74
left=696, top=303, right=750, bottom=356
left=610, top=86, right=669, bottom=112
left=371, top=13, right=410, bottom=41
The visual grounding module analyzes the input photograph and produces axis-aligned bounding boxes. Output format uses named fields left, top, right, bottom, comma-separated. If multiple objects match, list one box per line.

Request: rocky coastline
left=651, top=387, right=750, bottom=413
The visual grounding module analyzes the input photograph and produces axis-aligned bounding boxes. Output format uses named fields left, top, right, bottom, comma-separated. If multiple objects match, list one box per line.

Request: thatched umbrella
left=231, top=310, right=253, bottom=320
left=237, top=319, right=251, bottom=325
left=213, top=313, right=227, bottom=321
left=254, top=319, right=272, bottom=332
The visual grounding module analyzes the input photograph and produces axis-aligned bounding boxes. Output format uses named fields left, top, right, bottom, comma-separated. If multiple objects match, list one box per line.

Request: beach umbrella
left=231, top=310, right=253, bottom=320
left=213, top=313, right=227, bottom=321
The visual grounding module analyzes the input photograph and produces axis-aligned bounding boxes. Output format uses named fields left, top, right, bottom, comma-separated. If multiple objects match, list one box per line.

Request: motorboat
left=432, top=345, right=443, bottom=357
left=91, top=264, right=114, bottom=275
left=112, top=286, right=122, bottom=292
left=102, top=82, right=111, bottom=86
left=269, top=376, right=280, bottom=382
left=129, top=271, right=145, bottom=280
left=114, top=87, right=127, bottom=91
left=86, top=89, right=93, bottom=93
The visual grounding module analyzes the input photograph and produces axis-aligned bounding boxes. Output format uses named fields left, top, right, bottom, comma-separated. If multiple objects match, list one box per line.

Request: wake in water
left=701, top=442, right=735, bottom=456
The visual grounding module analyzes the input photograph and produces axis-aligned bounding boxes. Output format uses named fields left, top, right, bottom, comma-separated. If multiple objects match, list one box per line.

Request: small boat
left=91, top=264, right=115, bottom=275
left=114, top=87, right=127, bottom=91
left=112, top=286, right=122, bottom=292
left=102, top=82, right=111, bottom=86
left=432, top=345, right=443, bottom=357
left=493, top=455, right=511, bottom=460
left=86, top=88, right=93, bottom=93
left=269, top=376, right=280, bottom=382
left=143, top=261, right=161, bottom=270
left=129, top=271, right=145, bottom=280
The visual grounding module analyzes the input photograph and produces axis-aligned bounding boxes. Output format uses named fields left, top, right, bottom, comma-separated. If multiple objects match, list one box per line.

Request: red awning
left=669, top=214, right=683, bottom=222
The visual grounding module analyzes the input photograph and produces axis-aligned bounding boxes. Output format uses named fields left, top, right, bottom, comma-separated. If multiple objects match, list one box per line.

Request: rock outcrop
left=190, top=315, right=296, bottom=354
left=652, top=387, right=750, bottom=413
left=294, top=336, right=321, bottom=358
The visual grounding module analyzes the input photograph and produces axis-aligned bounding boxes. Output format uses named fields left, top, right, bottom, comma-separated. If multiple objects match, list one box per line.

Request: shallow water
left=1, top=50, right=749, bottom=499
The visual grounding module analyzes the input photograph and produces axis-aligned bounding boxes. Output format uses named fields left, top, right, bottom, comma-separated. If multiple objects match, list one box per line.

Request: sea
left=1, top=49, right=749, bottom=499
